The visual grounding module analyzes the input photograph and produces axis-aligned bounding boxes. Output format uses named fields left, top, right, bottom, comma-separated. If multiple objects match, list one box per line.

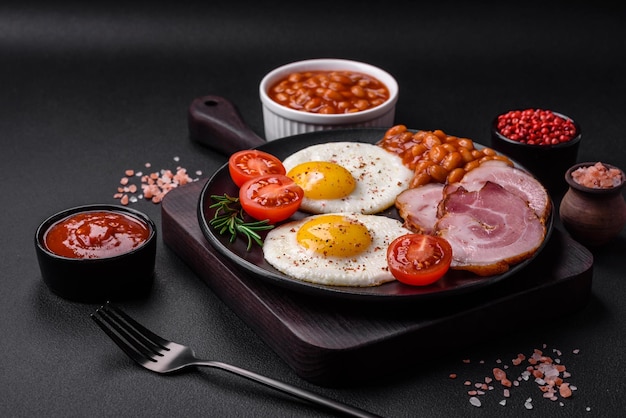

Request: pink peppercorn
left=496, top=109, right=577, bottom=146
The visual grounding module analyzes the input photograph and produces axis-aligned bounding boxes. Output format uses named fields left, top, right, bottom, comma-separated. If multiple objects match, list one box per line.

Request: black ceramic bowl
left=35, top=204, right=157, bottom=302
left=491, top=110, right=581, bottom=197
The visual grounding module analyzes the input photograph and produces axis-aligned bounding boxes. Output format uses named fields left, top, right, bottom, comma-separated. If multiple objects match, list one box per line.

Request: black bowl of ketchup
left=35, top=204, right=157, bottom=302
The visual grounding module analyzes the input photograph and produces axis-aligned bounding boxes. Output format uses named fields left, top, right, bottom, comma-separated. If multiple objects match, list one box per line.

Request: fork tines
left=91, top=302, right=169, bottom=365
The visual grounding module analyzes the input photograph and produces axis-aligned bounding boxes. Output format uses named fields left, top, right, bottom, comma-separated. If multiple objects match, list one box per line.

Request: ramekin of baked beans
left=259, top=59, right=398, bottom=140
left=490, top=108, right=582, bottom=196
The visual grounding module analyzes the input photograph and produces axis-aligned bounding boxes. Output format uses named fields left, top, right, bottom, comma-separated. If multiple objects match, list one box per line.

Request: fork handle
left=196, top=360, right=381, bottom=418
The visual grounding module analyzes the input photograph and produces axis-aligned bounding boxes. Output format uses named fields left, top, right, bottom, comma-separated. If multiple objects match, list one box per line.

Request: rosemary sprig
left=209, top=194, right=274, bottom=250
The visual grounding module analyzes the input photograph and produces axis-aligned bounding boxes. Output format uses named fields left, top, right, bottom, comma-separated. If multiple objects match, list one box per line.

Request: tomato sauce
left=44, top=211, right=151, bottom=259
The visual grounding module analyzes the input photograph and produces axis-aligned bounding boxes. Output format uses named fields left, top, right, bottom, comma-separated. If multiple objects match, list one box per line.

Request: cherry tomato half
left=228, top=150, right=286, bottom=188
left=239, top=174, right=304, bottom=224
left=387, top=234, right=453, bottom=286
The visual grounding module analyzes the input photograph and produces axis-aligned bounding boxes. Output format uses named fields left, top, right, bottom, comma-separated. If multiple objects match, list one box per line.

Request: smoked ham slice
left=395, top=183, right=444, bottom=234
left=435, top=181, right=546, bottom=276
left=456, top=160, right=551, bottom=222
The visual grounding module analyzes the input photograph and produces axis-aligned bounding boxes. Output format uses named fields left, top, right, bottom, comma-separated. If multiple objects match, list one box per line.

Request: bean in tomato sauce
left=378, top=125, right=514, bottom=187
left=268, top=70, right=389, bottom=114
left=44, top=211, right=151, bottom=259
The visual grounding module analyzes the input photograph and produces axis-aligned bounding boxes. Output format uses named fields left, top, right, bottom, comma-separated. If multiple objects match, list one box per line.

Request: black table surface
left=2, top=2, right=625, bottom=417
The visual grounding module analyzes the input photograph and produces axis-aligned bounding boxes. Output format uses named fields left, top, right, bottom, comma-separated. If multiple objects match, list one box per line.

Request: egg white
left=263, top=212, right=411, bottom=287
left=282, top=142, right=414, bottom=214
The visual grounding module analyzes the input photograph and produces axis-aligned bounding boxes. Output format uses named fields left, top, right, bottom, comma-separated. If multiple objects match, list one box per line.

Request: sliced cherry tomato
left=228, top=150, right=286, bottom=188
left=387, top=234, right=452, bottom=286
left=239, top=174, right=304, bottom=224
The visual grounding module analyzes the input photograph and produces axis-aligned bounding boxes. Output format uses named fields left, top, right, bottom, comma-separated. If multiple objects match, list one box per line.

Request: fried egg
left=283, top=142, right=413, bottom=214
left=263, top=212, right=411, bottom=287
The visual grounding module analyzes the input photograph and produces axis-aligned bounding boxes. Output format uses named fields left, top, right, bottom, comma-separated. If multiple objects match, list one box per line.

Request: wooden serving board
left=161, top=180, right=593, bottom=387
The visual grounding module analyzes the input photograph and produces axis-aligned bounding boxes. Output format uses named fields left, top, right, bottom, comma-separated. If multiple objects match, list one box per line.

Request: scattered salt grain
left=524, top=398, right=533, bottom=409
left=113, top=158, right=201, bottom=206
left=499, top=400, right=506, bottom=406
left=469, top=397, right=481, bottom=407
left=452, top=344, right=583, bottom=410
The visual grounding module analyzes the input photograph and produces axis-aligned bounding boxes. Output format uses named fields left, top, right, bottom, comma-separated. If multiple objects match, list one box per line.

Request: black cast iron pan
left=189, top=95, right=553, bottom=302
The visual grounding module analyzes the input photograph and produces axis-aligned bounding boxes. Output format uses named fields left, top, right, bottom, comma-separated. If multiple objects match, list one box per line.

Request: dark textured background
left=1, top=2, right=625, bottom=417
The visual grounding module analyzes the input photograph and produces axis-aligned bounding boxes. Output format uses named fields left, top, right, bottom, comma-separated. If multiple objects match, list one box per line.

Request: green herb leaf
left=209, top=194, right=274, bottom=250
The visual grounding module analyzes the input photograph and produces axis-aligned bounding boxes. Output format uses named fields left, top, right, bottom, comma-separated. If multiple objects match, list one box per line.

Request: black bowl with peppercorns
left=491, top=109, right=581, bottom=197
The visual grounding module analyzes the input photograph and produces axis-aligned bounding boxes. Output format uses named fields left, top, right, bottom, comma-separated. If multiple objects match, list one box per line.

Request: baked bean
left=441, top=143, right=457, bottom=153
left=351, top=85, right=366, bottom=98
left=464, top=160, right=481, bottom=172
left=441, top=151, right=463, bottom=171
left=324, top=89, right=344, bottom=102
left=459, top=147, right=474, bottom=163
left=328, top=82, right=343, bottom=92
left=304, top=98, right=322, bottom=111
left=337, top=101, right=351, bottom=111
left=428, top=164, right=448, bottom=183
left=414, top=160, right=434, bottom=173
left=411, top=144, right=428, bottom=158
left=340, top=90, right=354, bottom=100
left=422, top=133, right=442, bottom=149
left=428, top=145, right=447, bottom=163
left=433, top=130, right=448, bottom=141
left=387, top=125, right=408, bottom=136
left=331, top=74, right=352, bottom=84
left=287, top=73, right=302, bottom=83
left=491, top=155, right=515, bottom=166
left=457, top=138, right=474, bottom=149
left=275, top=92, right=289, bottom=103
left=410, top=171, right=432, bottom=188
left=378, top=125, right=514, bottom=187
left=447, top=167, right=466, bottom=184
left=268, top=70, right=390, bottom=114
left=354, top=99, right=370, bottom=110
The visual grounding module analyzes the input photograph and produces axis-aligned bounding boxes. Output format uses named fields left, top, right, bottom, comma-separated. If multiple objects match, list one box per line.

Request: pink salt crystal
left=571, top=162, right=623, bottom=189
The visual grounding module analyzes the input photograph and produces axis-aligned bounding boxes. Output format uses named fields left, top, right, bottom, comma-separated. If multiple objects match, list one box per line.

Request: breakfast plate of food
left=197, top=127, right=553, bottom=301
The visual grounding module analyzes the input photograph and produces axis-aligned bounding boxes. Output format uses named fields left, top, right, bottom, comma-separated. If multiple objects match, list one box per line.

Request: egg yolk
left=287, top=161, right=356, bottom=200
left=296, top=215, right=372, bottom=257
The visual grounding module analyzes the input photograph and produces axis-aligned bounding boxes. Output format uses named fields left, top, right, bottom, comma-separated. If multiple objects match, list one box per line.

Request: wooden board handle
left=188, top=95, right=266, bottom=155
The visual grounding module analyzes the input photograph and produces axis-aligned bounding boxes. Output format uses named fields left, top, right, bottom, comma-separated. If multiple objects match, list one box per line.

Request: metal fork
left=91, top=303, right=380, bottom=418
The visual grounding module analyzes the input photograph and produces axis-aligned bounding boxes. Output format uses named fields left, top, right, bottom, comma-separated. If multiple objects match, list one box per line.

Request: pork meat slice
left=436, top=181, right=546, bottom=276
left=458, top=160, right=551, bottom=222
left=395, top=183, right=445, bottom=234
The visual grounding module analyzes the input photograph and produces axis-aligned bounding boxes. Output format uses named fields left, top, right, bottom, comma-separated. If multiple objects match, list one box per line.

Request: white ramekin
left=259, top=58, right=399, bottom=141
